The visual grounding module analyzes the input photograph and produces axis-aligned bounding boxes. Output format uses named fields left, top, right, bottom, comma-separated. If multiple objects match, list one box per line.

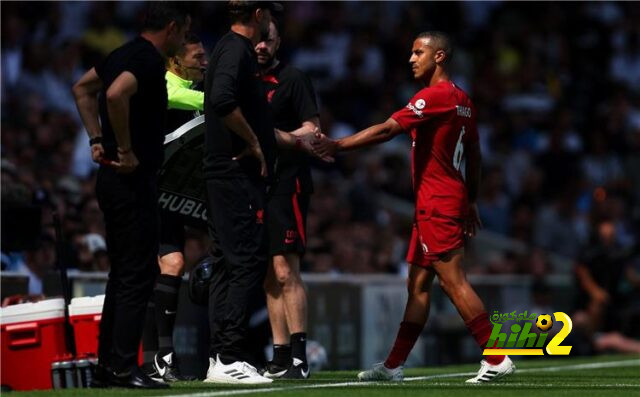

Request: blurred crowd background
left=2, top=2, right=639, bottom=345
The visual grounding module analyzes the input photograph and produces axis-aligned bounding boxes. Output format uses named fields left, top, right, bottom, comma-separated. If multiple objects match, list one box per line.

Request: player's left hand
left=465, top=202, right=482, bottom=237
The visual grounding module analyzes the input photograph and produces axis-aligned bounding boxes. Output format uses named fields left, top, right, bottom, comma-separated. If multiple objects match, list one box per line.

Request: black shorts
left=267, top=192, right=309, bottom=256
left=158, top=211, right=185, bottom=257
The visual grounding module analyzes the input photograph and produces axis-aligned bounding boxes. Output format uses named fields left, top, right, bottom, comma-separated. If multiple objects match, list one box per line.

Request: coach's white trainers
left=465, top=356, right=515, bottom=383
left=205, top=356, right=217, bottom=380
left=204, top=355, right=272, bottom=384
left=357, top=362, right=404, bottom=382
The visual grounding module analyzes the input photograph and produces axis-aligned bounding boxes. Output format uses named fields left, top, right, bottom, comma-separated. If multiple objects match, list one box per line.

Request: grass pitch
left=11, top=355, right=640, bottom=397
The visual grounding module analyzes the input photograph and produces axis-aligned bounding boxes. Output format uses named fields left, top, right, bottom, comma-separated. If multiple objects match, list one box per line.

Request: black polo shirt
left=96, top=36, right=167, bottom=174
left=203, top=31, right=276, bottom=181
left=261, top=62, right=318, bottom=194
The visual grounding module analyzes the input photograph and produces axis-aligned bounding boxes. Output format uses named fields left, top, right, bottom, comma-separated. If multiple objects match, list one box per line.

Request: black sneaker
left=262, top=361, right=289, bottom=379
left=89, top=364, right=111, bottom=388
left=153, top=351, right=197, bottom=382
left=141, top=362, right=163, bottom=383
left=281, top=358, right=310, bottom=379
left=109, top=366, right=169, bottom=389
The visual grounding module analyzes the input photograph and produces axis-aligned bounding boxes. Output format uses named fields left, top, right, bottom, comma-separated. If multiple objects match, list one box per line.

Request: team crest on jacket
left=256, top=209, right=264, bottom=224
left=415, top=99, right=426, bottom=109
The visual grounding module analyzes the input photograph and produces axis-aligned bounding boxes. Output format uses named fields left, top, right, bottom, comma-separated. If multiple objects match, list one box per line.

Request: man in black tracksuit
left=202, top=1, right=279, bottom=385
left=72, top=2, right=190, bottom=389
left=202, top=1, right=327, bottom=385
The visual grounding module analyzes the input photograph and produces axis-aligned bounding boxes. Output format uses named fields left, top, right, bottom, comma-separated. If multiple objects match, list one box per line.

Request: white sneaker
left=204, top=355, right=273, bottom=384
left=357, top=362, right=404, bottom=382
left=465, top=356, right=515, bottom=383
left=205, top=356, right=217, bottom=380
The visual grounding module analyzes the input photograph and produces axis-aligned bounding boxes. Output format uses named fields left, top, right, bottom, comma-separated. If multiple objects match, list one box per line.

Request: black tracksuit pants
left=95, top=167, right=159, bottom=372
left=205, top=176, right=268, bottom=364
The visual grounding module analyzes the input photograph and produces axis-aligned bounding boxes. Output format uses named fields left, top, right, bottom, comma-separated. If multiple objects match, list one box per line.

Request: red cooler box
left=68, top=295, right=104, bottom=359
left=0, top=298, right=69, bottom=390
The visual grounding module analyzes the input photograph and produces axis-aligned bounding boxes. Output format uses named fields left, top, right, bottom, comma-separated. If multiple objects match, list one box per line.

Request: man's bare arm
left=274, top=118, right=319, bottom=148
left=104, top=71, right=140, bottom=173
left=336, top=118, right=404, bottom=151
left=105, top=71, right=138, bottom=152
left=72, top=68, right=103, bottom=140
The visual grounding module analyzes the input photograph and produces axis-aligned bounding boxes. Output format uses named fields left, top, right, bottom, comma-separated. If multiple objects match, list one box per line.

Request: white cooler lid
left=68, top=295, right=105, bottom=316
left=0, top=298, right=66, bottom=325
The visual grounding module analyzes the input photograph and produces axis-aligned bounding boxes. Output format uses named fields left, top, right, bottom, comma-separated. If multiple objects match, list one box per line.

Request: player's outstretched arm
left=274, top=120, right=335, bottom=163
left=322, top=117, right=405, bottom=155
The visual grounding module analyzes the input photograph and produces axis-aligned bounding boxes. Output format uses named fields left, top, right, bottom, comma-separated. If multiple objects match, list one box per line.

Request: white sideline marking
left=427, top=382, right=640, bottom=388
left=403, top=358, right=640, bottom=381
left=158, top=359, right=640, bottom=397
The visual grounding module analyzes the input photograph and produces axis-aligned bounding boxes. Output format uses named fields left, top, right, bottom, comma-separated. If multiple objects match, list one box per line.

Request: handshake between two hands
left=232, top=124, right=339, bottom=178
left=293, top=124, right=338, bottom=163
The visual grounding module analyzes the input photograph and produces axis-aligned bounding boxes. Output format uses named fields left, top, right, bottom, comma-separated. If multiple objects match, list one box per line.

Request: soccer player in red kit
left=316, top=31, right=515, bottom=383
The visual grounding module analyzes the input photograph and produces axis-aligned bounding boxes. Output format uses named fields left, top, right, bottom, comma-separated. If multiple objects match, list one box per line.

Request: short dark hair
left=184, top=32, right=201, bottom=45
left=175, top=32, right=202, bottom=57
left=270, top=17, right=280, bottom=37
left=142, top=1, right=190, bottom=32
left=227, top=1, right=282, bottom=24
left=416, top=31, right=453, bottom=63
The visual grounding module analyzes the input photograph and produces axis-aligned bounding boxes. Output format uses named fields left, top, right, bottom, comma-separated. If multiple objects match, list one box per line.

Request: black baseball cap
left=228, top=1, right=283, bottom=14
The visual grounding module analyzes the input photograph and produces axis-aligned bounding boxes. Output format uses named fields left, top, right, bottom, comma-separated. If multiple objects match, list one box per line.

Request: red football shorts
left=406, top=214, right=465, bottom=268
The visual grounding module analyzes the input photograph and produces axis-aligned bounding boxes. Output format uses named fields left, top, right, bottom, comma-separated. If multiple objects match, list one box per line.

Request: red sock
left=384, top=321, right=423, bottom=369
left=465, top=312, right=505, bottom=365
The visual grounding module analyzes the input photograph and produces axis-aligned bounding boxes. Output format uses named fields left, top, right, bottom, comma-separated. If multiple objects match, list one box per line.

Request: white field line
left=159, top=358, right=640, bottom=397
left=425, top=382, right=640, bottom=388
left=405, top=357, right=640, bottom=380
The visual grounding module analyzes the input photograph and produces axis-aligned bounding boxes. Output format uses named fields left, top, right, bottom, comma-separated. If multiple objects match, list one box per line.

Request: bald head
left=416, top=31, right=453, bottom=64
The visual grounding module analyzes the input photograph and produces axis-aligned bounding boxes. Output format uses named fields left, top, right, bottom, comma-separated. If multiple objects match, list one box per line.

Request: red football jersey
left=391, top=81, right=478, bottom=218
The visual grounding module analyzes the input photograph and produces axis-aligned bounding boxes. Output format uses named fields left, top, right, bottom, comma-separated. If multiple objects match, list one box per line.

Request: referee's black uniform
left=95, top=36, right=166, bottom=373
left=203, top=31, right=276, bottom=364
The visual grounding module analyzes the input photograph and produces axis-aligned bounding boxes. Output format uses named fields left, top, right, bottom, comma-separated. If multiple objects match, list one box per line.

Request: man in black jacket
left=72, top=2, right=190, bottom=389
left=203, top=1, right=327, bottom=385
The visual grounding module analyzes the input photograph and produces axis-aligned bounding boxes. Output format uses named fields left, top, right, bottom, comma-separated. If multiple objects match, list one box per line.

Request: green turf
left=9, top=355, right=640, bottom=397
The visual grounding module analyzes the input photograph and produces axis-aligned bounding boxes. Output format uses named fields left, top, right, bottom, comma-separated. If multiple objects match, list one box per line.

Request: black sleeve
left=289, top=68, right=319, bottom=122
left=123, top=50, right=153, bottom=86
left=208, top=43, right=243, bottom=117
left=95, top=53, right=109, bottom=81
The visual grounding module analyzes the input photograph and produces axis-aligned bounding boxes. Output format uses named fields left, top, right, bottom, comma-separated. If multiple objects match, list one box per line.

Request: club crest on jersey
left=267, top=89, right=275, bottom=103
left=406, top=99, right=426, bottom=118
